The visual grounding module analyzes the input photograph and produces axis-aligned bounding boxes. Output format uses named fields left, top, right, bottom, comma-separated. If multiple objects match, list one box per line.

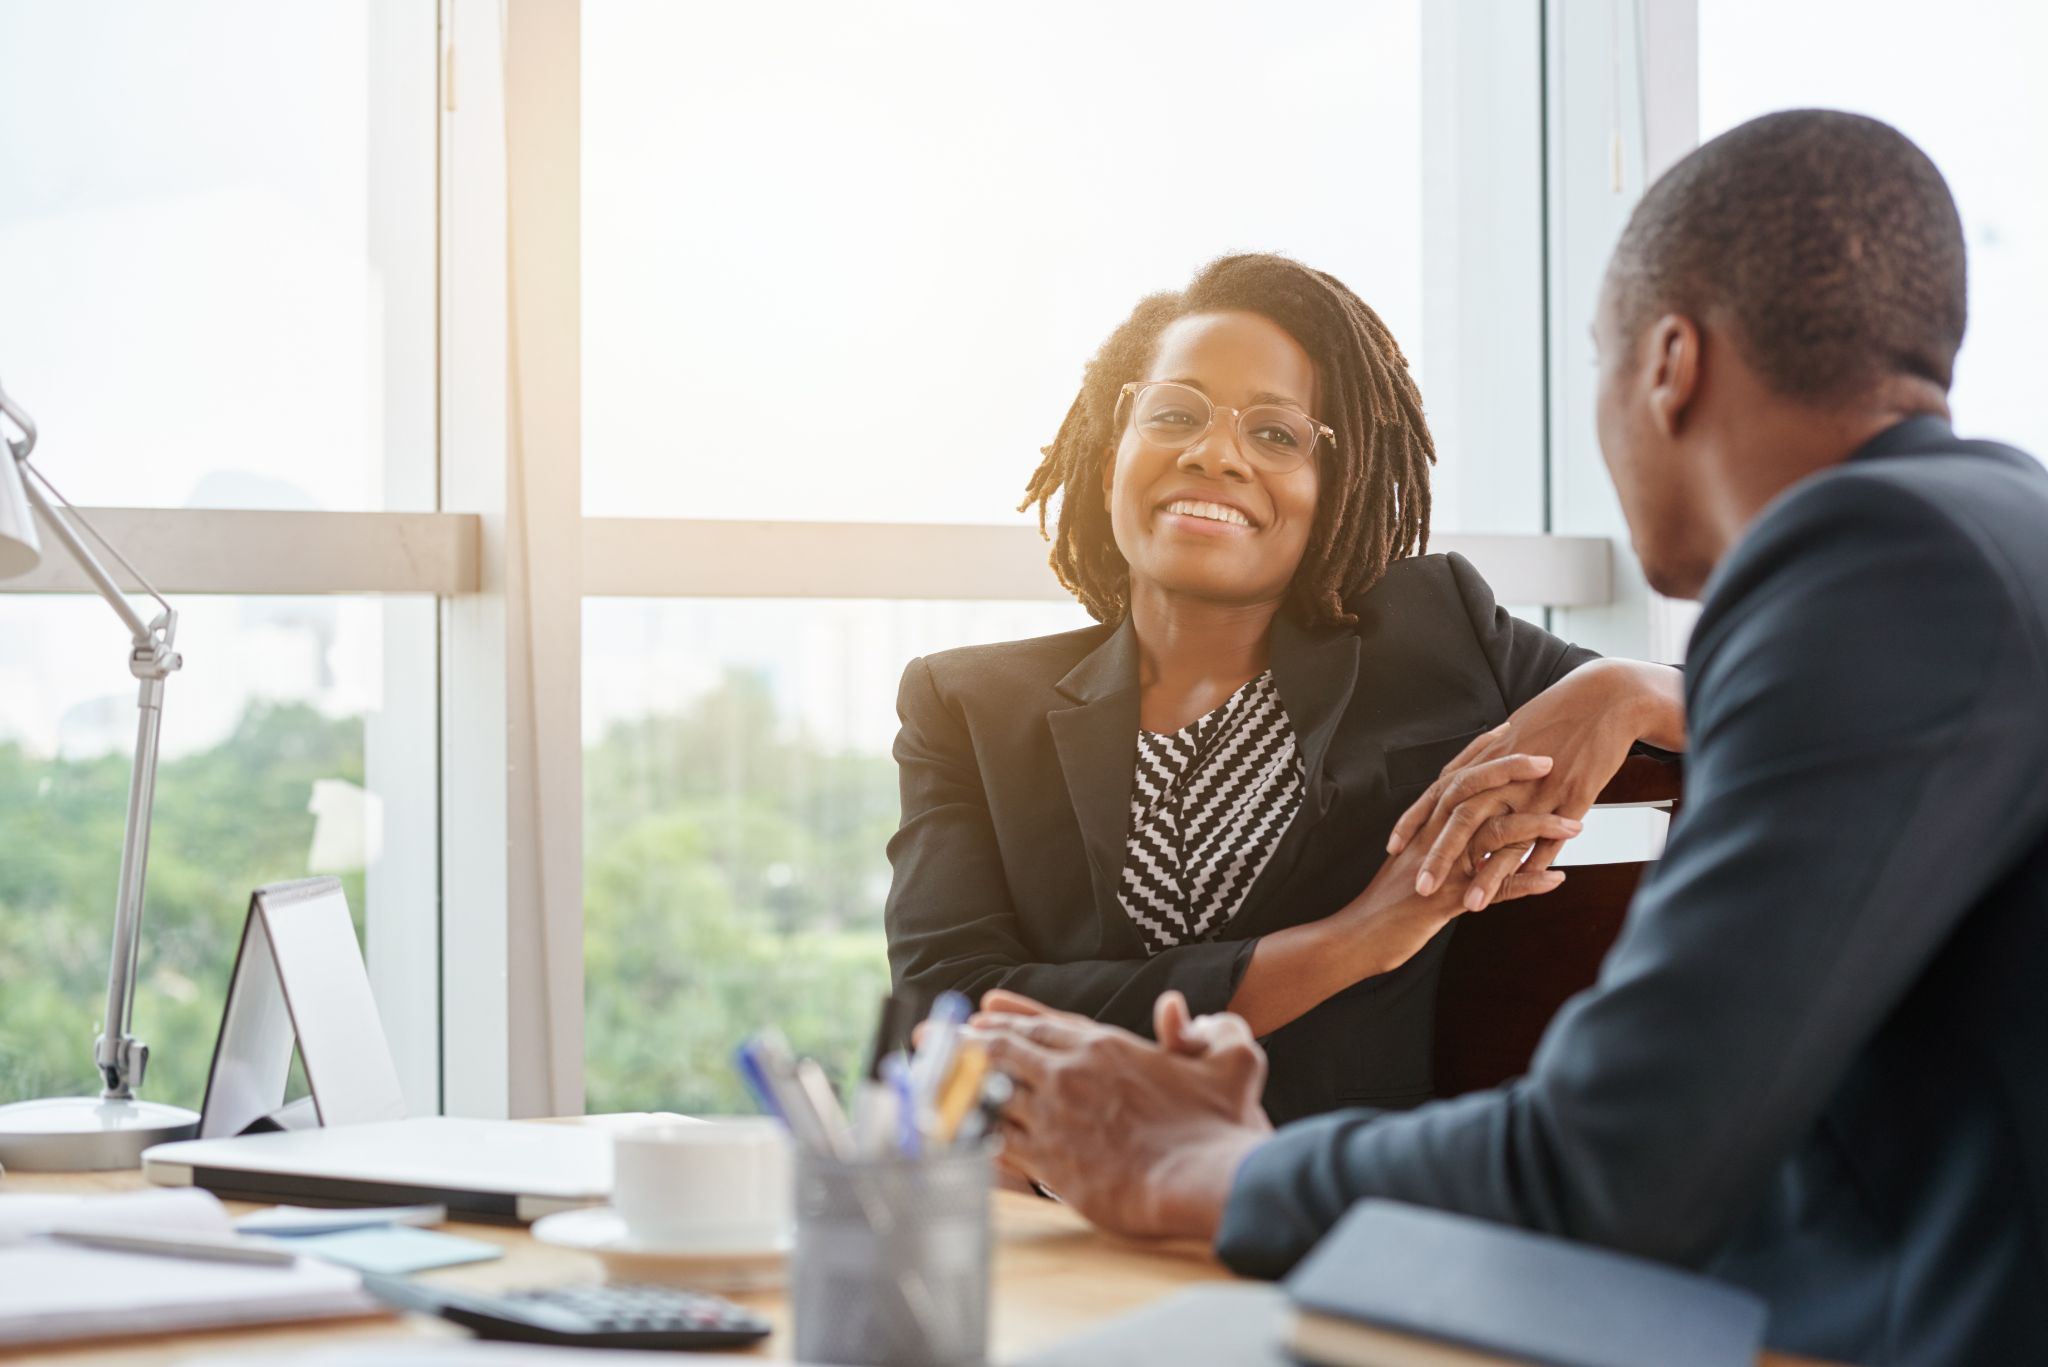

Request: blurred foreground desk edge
left=2, top=1155, right=1844, bottom=1366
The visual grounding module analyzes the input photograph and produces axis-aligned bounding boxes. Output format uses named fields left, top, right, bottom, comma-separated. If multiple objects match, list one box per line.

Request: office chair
left=1431, top=754, right=1684, bottom=1097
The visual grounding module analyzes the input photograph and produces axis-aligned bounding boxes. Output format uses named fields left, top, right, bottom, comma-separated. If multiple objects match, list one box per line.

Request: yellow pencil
left=933, top=1042, right=990, bottom=1144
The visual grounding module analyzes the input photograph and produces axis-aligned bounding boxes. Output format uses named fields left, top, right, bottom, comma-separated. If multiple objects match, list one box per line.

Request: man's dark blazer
left=1218, top=418, right=2048, bottom=1365
left=885, top=552, right=1597, bottom=1124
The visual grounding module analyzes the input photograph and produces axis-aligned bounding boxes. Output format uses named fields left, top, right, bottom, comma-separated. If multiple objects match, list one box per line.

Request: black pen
left=861, top=994, right=911, bottom=1082
left=852, top=995, right=912, bottom=1156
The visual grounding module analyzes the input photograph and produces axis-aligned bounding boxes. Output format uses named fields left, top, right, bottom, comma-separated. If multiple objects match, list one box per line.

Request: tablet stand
left=197, top=877, right=409, bottom=1139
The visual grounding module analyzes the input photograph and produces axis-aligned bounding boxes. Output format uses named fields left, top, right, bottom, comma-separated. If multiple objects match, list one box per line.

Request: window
left=583, top=1, right=1431, bottom=525
left=0, top=5, right=436, bottom=511
left=0, top=4, right=443, bottom=1119
left=0, top=595, right=436, bottom=1111
left=1699, top=0, right=2048, bottom=465
left=582, top=598, right=1087, bottom=1112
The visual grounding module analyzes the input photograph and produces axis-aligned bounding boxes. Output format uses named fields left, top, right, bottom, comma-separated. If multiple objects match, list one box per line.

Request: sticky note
left=290, top=1225, right=504, bottom=1276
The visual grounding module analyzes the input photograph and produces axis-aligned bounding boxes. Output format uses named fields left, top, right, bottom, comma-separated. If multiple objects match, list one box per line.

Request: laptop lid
left=141, top=1117, right=611, bottom=1224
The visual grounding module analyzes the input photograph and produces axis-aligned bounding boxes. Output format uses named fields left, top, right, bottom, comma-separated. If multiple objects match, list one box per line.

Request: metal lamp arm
left=6, top=427, right=182, bottom=1099
left=13, top=469, right=158, bottom=646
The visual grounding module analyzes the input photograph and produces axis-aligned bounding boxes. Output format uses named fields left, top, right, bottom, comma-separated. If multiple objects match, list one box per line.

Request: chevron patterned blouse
left=1118, top=670, right=1305, bottom=954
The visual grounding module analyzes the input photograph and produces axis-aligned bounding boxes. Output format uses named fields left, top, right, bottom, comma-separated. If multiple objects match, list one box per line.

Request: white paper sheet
left=0, top=1187, right=229, bottom=1243
left=0, top=1190, right=375, bottom=1345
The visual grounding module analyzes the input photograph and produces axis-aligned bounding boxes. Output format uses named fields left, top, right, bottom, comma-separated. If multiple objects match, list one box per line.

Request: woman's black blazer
left=884, top=552, right=1597, bottom=1124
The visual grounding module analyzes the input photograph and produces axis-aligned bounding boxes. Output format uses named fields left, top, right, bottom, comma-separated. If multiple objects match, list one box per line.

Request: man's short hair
left=1610, top=109, right=1967, bottom=402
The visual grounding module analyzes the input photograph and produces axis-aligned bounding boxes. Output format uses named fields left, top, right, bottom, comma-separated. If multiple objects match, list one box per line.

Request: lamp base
left=0, top=1095, right=200, bottom=1172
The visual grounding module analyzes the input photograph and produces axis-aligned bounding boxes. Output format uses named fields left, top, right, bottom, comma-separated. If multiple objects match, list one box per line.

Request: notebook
left=1285, top=1201, right=1768, bottom=1367
left=0, top=1188, right=382, bottom=1347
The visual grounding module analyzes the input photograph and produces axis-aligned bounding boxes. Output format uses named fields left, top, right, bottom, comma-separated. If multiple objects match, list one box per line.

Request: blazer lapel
left=1045, top=612, right=1363, bottom=952
left=1047, top=617, right=1144, bottom=955
left=1230, top=612, right=1361, bottom=930
left=1269, top=611, right=1361, bottom=823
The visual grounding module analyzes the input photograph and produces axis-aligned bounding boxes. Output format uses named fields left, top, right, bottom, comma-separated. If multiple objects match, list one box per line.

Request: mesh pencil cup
left=791, top=1142, right=995, bottom=1367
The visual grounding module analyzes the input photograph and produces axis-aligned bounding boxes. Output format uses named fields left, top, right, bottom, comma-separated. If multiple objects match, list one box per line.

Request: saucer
left=531, top=1205, right=792, bottom=1292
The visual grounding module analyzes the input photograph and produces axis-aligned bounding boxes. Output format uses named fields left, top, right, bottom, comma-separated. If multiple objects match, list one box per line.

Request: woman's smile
left=1157, top=495, right=1257, bottom=533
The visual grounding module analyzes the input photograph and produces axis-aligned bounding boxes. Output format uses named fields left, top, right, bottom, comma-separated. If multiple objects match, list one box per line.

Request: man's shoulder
left=1728, top=444, right=2048, bottom=594
left=1844, top=444, right=2048, bottom=588
left=1822, top=438, right=2047, bottom=526
left=1695, top=442, right=2048, bottom=675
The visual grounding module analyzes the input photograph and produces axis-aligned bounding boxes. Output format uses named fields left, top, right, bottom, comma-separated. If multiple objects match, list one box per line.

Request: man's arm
left=1218, top=475, right=2048, bottom=1277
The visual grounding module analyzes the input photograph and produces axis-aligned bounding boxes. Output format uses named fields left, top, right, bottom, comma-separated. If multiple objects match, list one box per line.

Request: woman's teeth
left=1164, top=499, right=1251, bottom=527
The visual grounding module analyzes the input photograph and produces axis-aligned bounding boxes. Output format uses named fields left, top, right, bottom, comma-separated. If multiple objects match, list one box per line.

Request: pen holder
left=792, top=1143, right=995, bottom=1367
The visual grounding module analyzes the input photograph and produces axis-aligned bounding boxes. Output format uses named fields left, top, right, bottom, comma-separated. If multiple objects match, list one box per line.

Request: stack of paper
left=0, top=1188, right=380, bottom=1347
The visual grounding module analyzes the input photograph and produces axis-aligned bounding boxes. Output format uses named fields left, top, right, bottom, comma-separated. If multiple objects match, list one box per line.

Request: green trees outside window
left=0, top=673, right=896, bottom=1119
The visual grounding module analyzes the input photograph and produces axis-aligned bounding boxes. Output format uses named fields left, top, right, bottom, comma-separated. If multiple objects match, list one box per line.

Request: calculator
left=361, top=1272, right=774, bottom=1350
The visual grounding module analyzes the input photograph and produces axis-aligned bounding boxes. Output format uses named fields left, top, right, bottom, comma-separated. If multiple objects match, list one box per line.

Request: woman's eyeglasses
left=1116, top=381, right=1334, bottom=475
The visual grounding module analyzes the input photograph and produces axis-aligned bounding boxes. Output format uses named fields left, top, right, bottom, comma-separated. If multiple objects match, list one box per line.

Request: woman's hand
left=1329, top=799, right=1580, bottom=974
left=1386, top=659, right=1685, bottom=910
left=1216, top=794, right=1580, bottom=1040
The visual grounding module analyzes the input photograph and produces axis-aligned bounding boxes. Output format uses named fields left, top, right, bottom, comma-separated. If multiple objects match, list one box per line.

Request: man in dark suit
left=975, top=109, right=2048, bottom=1365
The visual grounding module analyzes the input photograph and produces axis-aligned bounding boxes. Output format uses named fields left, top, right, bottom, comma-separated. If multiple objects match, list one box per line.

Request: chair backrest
left=1430, top=754, right=1683, bottom=1098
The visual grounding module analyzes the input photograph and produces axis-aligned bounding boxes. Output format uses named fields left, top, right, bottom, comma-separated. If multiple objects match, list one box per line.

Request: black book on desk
left=1016, top=1200, right=1768, bottom=1367
left=1285, top=1200, right=1768, bottom=1367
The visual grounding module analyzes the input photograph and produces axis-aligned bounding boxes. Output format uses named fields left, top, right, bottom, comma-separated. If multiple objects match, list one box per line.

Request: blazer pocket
left=1384, top=730, right=1485, bottom=796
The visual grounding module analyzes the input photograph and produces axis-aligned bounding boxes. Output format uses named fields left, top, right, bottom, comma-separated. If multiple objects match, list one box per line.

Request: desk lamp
left=0, top=378, right=200, bottom=1169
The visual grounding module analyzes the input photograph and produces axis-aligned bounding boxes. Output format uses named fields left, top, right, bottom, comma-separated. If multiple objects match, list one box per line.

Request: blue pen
left=733, top=1039, right=787, bottom=1124
left=882, top=1051, right=921, bottom=1158
left=741, top=1031, right=837, bottom=1153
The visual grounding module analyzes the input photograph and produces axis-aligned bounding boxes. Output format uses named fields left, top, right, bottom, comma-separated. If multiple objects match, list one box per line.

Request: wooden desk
left=2, top=1167, right=1834, bottom=1366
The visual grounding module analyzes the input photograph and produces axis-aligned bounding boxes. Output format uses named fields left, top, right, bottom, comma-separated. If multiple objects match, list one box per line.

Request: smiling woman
left=882, top=254, right=1684, bottom=1124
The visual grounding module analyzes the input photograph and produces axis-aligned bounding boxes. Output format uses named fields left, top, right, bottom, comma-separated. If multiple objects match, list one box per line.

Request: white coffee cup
left=610, top=1117, right=793, bottom=1250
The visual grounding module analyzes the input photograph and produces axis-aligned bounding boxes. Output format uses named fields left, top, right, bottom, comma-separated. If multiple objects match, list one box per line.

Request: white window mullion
left=503, top=0, right=585, bottom=1120
left=438, top=0, right=584, bottom=1120
left=578, top=520, right=1614, bottom=610
left=365, top=0, right=446, bottom=1119
left=1421, top=0, right=1547, bottom=541
left=0, top=509, right=475, bottom=596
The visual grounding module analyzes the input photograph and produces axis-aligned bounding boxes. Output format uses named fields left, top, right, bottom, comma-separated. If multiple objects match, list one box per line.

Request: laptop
left=141, top=880, right=618, bottom=1222
left=142, top=1116, right=612, bottom=1224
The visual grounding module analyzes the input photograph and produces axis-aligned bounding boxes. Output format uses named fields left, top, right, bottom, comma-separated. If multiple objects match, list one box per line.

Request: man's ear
left=1646, top=314, right=1701, bottom=439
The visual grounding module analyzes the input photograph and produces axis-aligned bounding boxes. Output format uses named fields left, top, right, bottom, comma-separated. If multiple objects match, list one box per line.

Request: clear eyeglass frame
left=1116, top=380, right=1336, bottom=474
